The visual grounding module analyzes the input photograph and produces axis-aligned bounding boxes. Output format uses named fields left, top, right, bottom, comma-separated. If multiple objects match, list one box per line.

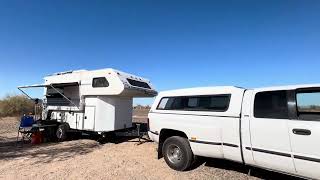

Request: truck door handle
left=292, top=129, right=311, bottom=136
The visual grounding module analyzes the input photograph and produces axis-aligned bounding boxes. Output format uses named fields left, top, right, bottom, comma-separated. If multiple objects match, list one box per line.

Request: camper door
left=84, top=106, right=95, bottom=130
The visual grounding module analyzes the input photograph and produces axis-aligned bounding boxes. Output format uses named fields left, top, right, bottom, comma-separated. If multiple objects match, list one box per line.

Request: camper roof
left=42, top=68, right=157, bottom=97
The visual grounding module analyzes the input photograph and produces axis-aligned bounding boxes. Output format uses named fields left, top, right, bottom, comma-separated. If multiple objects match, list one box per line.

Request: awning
left=18, top=84, right=49, bottom=89
left=18, top=82, right=79, bottom=89
left=17, top=83, right=80, bottom=109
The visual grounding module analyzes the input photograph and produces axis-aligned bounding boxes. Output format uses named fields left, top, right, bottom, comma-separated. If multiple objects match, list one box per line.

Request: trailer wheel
left=162, top=136, right=193, bottom=171
left=56, top=124, right=68, bottom=141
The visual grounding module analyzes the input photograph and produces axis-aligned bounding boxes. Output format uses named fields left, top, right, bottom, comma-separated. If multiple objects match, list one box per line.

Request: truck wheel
left=56, top=124, right=68, bottom=141
left=162, top=136, right=194, bottom=171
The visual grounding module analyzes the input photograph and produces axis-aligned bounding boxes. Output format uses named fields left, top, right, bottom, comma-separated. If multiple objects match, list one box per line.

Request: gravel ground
left=0, top=117, right=297, bottom=180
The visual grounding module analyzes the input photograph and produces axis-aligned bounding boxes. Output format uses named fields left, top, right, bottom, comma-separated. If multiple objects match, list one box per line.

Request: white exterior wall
left=240, top=90, right=255, bottom=165
left=50, top=96, right=133, bottom=132
left=50, top=111, right=84, bottom=130
left=84, top=96, right=133, bottom=132
left=80, top=69, right=125, bottom=96
left=114, top=97, right=133, bottom=130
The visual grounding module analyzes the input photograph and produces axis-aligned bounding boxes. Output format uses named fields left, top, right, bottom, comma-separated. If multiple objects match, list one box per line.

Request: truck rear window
left=156, top=95, right=231, bottom=112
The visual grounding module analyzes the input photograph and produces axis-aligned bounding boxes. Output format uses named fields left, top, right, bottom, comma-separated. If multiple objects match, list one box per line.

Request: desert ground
left=0, top=110, right=298, bottom=180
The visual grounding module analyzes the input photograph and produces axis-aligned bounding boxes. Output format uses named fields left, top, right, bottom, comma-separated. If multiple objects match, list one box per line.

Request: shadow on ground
left=193, top=157, right=303, bottom=180
left=0, top=139, right=100, bottom=164
left=0, top=130, right=150, bottom=164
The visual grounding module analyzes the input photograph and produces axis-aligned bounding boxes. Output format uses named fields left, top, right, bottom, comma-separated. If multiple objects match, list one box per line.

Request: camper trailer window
left=92, top=77, right=109, bottom=88
left=127, top=79, right=151, bottom=89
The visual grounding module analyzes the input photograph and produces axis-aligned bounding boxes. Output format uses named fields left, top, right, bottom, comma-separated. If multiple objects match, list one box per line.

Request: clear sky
left=0, top=0, right=320, bottom=105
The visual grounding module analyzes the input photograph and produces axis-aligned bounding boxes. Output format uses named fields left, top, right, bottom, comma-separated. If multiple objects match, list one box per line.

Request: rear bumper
left=148, top=131, right=159, bottom=143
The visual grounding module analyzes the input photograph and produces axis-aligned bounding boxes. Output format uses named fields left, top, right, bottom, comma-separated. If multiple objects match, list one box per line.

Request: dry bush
left=0, top=95, right=35, bottom=118
left=133, top=105, right=151, bottom=110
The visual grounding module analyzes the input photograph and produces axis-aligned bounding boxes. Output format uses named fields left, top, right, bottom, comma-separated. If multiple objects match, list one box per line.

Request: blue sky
left=0, top=0, right=320, bottom=105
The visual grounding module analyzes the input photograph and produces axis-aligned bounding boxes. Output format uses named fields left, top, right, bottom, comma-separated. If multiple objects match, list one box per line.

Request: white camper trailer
left=18, top=68, right=157, bottom=140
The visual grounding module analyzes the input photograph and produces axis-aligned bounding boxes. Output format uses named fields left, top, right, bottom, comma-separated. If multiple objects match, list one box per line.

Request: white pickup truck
left=148, top=84, right=320, bottom=179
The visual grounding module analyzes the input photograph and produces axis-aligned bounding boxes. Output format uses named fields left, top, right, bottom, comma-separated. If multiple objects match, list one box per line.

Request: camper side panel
left=80, top=70, right=125, bottom=96
left=81, top=96, right=134, bottom=132
left=94, top=97, right=116, bottom=132
left=114, top=97, right=133, bottom=130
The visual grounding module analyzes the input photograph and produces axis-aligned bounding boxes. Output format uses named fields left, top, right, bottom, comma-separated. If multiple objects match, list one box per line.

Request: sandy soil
left=133, top=108, right=150, bottom=123
left=0, top=117, right=297, bottom=180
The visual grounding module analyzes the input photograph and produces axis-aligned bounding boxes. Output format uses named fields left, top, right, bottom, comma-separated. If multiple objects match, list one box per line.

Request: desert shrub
left=0, top=95, right=35, bottom=117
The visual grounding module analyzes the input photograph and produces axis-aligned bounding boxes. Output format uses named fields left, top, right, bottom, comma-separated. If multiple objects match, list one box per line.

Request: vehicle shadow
left=0, top=131, right=151, bottom=164
left=193, top=157, right=303, bottom=180
left=0, top=137, right=100, bottom=164
left=0, top=136, right=18, bottom=150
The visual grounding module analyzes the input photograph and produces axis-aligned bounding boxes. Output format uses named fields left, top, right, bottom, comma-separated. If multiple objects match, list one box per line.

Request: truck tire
left=162, top=136, right=194, bottom=171
left=56, top=124, right=69, bottom=141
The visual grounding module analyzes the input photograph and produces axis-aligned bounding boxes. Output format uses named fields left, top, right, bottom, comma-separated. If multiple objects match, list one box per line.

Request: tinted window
left=254, top=91, right=288, bottom=119
left=127, top=79, right=151, bottom=89
left=156, top=95, right=231, bottom=112
left=92, top=77, right=109, bottom=88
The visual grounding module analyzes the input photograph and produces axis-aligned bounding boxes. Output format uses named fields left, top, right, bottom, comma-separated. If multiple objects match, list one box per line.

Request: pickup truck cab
left=148, top=85, right=320, bottom=179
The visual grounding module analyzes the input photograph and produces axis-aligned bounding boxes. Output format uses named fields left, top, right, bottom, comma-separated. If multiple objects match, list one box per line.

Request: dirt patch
left=0, top=139, right=254, bottom=180
left=0, top=117, right=297, bottom=180
left=133, top=109, right=149, bottom=123
left=0, top=117, right=19, bottom=144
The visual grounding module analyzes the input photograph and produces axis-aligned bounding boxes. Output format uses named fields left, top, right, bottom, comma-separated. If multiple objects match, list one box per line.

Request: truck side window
left=156, top=95, right=230, bottom=112
left=157, top=98, right=169, bottom=109
left=157, top=97, right=175, bottom=110
left=296, top=91, right=320, bottom=120
left=254, top=91, right=289, bottom=119
left=92, top=77, right=109, bottom=88
left=171, top=97, right=185, bottom=110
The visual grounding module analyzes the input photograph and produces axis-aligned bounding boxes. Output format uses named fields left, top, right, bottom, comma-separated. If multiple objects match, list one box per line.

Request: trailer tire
left=162, top=136, right=193, bottom=171
left=56, top=124, right=68, bottom=141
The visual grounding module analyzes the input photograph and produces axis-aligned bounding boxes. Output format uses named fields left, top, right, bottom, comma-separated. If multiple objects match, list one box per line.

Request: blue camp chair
left=16, top=116, right=35, bottom=144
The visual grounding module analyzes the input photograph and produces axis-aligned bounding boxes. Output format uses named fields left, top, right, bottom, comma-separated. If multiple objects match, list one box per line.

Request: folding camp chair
left=16, top=116, right=35, bottom=145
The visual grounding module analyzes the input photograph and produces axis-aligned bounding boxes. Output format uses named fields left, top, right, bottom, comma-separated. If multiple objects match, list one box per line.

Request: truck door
left=287, top=89, right=320, bottom=179
left=248, top=90, right=295, bottom=173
